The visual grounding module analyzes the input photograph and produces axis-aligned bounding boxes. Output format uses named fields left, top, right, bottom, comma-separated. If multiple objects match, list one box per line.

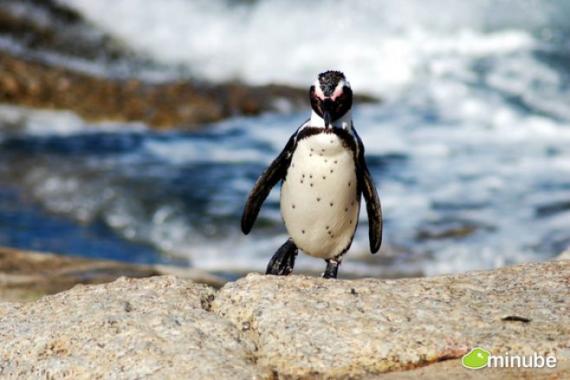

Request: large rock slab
left=213, top=261, right=570, bottom=378
left=0, top=276, right=264, bottom=379
left=0, top=261, right=568, bottom=379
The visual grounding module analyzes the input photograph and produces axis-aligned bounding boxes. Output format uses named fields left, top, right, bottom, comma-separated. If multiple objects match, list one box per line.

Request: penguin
left=241, top=70, right=382, bottom=279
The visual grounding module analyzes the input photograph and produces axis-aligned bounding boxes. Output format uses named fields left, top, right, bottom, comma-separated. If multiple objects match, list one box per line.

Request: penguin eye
left=341, top=87, right=352, bottom=101
left=336, top=88, right=348, bottom=103
left=332, top=86, right=352, bottom=118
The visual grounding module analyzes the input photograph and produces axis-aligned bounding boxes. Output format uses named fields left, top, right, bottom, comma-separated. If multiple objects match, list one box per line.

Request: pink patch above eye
left=314, top=84, right=326, bottom=100
left=331, top=86, right=344, bottom=100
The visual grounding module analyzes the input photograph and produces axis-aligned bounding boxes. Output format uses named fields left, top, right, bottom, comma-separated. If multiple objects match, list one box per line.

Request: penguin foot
left=323, top=259, right=340, bottom=279
left=266, top=239, right=298, bottom=276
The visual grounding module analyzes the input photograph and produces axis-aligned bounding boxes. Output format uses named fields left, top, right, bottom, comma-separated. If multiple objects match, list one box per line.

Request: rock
left=0, top=276, right=265, bottom=379
left=374, top=357, right=570, bottom=379
left=556, top=249, right=570, bottom=261
left=415, top=218, right=495, bottom=241
left=0, top=0, right=378, bottom=129
left=0, top=246, right=225, bottom=302
left=0, top=261, right=568, bottom=378
left=0, top=0, right=133, bottom=64
left=213, top=261, right=570, bottom=378
left=0, top=51, right=377, bottom=129
left=535, top=201, right=570, bottom=218
left=0, top=52, right=318, bottom=129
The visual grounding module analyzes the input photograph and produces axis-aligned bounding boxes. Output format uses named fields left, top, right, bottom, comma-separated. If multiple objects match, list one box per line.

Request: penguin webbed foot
left=323, top=259, right=340, bottom=279
left=266, top=239, right=298, bottom=276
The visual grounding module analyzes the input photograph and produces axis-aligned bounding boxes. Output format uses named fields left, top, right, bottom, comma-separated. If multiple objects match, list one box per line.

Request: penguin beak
left=322, top=98, right=334, bottom=128
left=323, top=110, right=332, bottom=128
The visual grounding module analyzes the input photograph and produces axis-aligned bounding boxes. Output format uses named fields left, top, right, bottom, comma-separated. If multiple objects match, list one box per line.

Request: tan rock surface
left=0, top=276, right=264, bottom=379
left=375, top=357, right=570, bottom=380
left=0, top=260, right=568, bottom=379
left=213, top=261, right=570, bottom=378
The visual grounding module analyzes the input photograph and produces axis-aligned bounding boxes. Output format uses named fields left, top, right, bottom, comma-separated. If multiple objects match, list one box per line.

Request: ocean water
left=1, top=0, right=569, bottom=276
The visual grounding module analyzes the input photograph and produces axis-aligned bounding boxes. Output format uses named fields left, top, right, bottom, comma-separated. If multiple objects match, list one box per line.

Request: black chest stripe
left=296, top=127, right=357, bottom=153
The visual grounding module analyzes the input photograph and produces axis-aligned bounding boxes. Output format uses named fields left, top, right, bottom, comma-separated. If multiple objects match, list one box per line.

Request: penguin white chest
left=281, top=132, right=359, bottom=259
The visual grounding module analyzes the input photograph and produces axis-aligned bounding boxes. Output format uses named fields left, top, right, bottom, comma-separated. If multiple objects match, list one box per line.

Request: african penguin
left=241, top=70, right=382, bottom=279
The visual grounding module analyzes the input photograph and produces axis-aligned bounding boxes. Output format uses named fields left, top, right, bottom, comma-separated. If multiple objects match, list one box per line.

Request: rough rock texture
left=0, top=246, right=225, bottom=302
left=0, top=276, right=265, bottom=379
left=375, top=357, right=570, bottom=379
left=0, top=260, right=568, bottom=379
left=213, top=261, right=570, bottom=378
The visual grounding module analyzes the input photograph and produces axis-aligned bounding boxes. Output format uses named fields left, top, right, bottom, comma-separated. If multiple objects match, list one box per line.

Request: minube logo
left=462, top=347, right=557, bottom=369
left=462, top=347, right=490, bottom=369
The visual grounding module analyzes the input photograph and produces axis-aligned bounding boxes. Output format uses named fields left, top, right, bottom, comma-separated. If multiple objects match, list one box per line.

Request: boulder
left=0, top=276, right=265, bottom=379
left=0, top=260, right=568, bottom=379
left=213, top=261, right=570, bottom=378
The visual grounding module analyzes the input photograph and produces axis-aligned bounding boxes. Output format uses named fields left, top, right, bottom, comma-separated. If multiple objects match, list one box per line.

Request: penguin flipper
left=241, top=132, right=297, bottom=234
left=354, top=129, right=383, bottom=253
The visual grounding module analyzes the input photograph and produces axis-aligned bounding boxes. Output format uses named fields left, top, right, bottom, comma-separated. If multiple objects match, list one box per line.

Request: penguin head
left=309, top=71, right=353, bottom=128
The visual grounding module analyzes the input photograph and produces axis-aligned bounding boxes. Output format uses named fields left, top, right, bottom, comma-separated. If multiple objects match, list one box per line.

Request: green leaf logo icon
left=462, top=347, right=490, bottom=369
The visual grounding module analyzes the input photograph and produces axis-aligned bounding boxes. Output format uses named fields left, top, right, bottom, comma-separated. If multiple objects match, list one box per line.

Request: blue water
left=0, top=185, right=168, bottom=264
left=1, top=0, right=570, bottom=276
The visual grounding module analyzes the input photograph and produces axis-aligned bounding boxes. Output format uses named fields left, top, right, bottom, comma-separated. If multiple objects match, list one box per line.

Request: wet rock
left=0, top=276, right=264, bottom=379
left=0, top=52, right=318, bottom=129
left=0, top=0, right=377, bottom=129
left=0, top=246, right=225, bottom=301
left=535, top=200, right=570, bottom=218
left=0, top=0, right=132, bottom=64
left=213, top=261, right=570, bottom=378
left=0, top=51, right=376, bottom=129
left=416, top=224, right=478, bottom=240
left=415, top=219, right=494, bottom=241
